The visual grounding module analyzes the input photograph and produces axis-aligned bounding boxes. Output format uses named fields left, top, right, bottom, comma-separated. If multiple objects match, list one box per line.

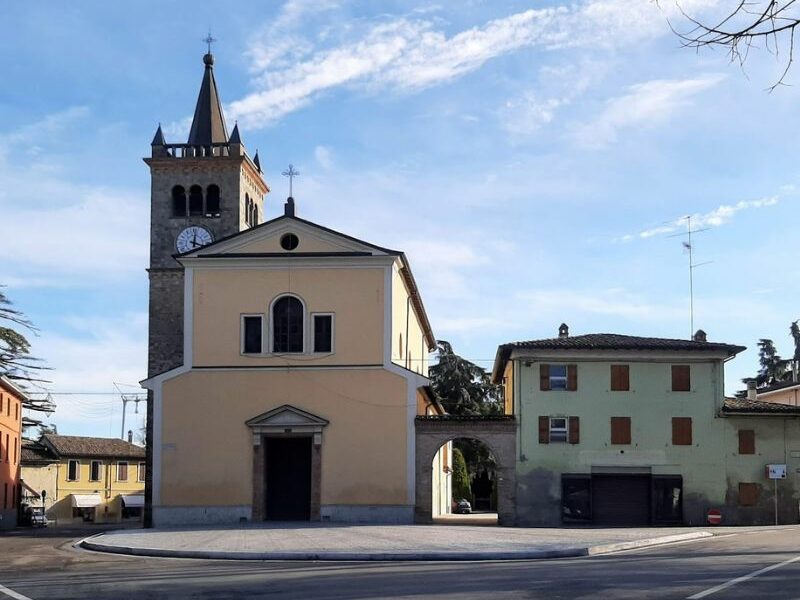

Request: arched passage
left=415, top=416, right=516, bottom=525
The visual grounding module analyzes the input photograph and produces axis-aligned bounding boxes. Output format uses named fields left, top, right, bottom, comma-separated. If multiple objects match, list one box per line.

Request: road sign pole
left=774, top=479, right=778, bottom=526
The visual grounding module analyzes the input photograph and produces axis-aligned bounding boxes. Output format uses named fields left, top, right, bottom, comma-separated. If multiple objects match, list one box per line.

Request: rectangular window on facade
left=90, top=460, right=101, bottom=482
left=138, top=462, right=146, bottom=482
left=67, top=459, right=79, bottom=481
left=610, top=365, right=630, bottom=391
left=4, top=433, right=8, bottom=462
left=672, top=417, right=693, bottom=445
left=242, top=315, right=263, bottom=354
left=610, top=417, right=632, bottom=445
left=671, top=365, right=691, bottom=392
left=540, top=364, right=577, bottom=391
left=313, top=314, right=333, bottom=353
left=15, top=402, right=19, bottom=421
left=738, top=430, right=755, bottom=455
left=117, top=462, right=128, bottom=482
left=13, top=438, right=17, bottom=464
left=549, top=417, right=568, bottom=442
left=738, top=482, right=759, bottom=506
left=562, top=475, right=592, bottom=522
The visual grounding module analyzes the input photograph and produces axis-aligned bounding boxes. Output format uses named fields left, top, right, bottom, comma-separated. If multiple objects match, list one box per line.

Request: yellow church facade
left=143, top=207, right=442, bottom=525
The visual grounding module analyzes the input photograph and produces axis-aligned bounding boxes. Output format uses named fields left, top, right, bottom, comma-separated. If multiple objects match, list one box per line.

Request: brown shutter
left=610, top=417, right=631, bottom=445
left=610, top=365, right=630, bottom=391
left=540, top=364, right=550, bottom=391
left=672, top=417, right=692, bottom=445
left=738, top=430, right=755, bottom=455
left=567, top=364, right=578, bottom=391
left=671, top=365, right=691, bottom=392
left=738, top=482, right=759, bottom=506
left=568, top=416, right=580, bottom=444
left=538, top=416, right=550, bottom=444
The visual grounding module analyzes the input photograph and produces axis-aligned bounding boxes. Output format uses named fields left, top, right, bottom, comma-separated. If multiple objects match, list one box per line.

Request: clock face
left=176, top=226, right=214, bottom=253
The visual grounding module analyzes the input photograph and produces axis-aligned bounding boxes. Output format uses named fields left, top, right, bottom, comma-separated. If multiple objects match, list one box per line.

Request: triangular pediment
left=185, top=215, right=400, bottom=258
left=245, top=404, right=329, bottom=429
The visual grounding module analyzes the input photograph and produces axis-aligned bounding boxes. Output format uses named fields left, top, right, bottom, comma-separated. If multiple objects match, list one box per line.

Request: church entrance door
left=265, top=437, right=312, bottom=520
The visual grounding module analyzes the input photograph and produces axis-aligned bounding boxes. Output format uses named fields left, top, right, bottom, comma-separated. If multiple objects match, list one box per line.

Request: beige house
left=754, top=381, right=800, bottom=407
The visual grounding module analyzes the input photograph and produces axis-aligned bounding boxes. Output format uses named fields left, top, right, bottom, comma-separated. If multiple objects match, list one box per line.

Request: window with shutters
left=610, top=365, right=630, bottom=391
left=138, top=462, right=146, bottom=482
left=117, top=461, right=129, bottom=482
left=671, top=365, right=691, bottom=392
left=738, top=430, right=755, bottom=455
left=540, top=364, right=578, bottom=391
left=241, top=315, right=263, bottom=354
left=738, top=482, right=759, bottom=506
left=67, top=459, right=79, bottom=481
left=550, top=417, right=568, bottom=442
left=89, top=460, right=101, bottom=482
left=671, top=417, right=693, bottom=445
left=610, top=417, right=631, bottom=445
left=539, top=416, right=580, bottom=443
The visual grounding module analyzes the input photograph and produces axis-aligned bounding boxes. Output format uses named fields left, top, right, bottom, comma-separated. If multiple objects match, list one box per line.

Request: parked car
left=454, top=499, right=472, bottom=514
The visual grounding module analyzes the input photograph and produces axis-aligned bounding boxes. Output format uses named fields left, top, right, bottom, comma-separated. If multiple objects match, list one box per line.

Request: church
left=140, top=50, right=448, bottom=526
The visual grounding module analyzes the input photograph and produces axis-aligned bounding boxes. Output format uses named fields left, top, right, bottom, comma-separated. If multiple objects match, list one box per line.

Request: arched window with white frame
left=272, top=295, right=304, bottom=353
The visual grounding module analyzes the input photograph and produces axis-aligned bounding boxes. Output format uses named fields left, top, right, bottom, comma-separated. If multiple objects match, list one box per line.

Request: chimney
left=558, top=323, right=569, bottom=338
left=693, top=329, right=707, bottom=342
left=127, top=430, right=133, bottom=444
left=746, top=380, right=757, bottom=401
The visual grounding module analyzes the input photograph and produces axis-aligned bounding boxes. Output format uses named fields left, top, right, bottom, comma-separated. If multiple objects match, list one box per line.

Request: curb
left=78, top=531, right=713, bottom=562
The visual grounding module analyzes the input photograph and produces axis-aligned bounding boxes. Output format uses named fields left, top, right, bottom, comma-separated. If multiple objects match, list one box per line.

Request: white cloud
left=621, top=195, right=780, bottom=241
left=515, top=287, right=685, bottom=321
left=231, top=0, right=725, bottom=128
left=314, top=145, right=334, bottom=169
left=573, top=75, right=725, bottom=148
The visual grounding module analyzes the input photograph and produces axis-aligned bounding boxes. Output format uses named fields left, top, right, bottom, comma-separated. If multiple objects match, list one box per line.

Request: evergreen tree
left=757, top=339, right=785, bottom=386
left=428, top=340, right=502, bottom=416
left=451, top=447, right=471, bottom=503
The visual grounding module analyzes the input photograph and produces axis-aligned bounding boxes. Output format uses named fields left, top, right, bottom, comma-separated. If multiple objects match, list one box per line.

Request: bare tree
left=667, top=1, right=800, bottom=89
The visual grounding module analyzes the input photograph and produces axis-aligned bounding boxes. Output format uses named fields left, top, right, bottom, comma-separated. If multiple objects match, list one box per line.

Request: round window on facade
left=280, top=233, right=300, bottom=251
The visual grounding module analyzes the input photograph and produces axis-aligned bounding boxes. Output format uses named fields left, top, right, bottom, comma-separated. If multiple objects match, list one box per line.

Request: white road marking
left=687, top=554, right=800, bottom=599
left=0, top=584, right=34, bottom=600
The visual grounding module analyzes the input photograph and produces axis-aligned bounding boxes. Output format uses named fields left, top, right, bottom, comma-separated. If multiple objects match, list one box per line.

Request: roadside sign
left=707, top=508, right=722, bottom=525
left=767, top=464, right=787, bottom=480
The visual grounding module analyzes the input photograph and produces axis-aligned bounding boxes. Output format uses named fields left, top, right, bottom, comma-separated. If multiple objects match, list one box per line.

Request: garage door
left=591, top=475, right=651, bottom=526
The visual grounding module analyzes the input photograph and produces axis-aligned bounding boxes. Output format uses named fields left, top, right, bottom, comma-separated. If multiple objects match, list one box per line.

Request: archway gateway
left=415, top=415, right=517, bottom=525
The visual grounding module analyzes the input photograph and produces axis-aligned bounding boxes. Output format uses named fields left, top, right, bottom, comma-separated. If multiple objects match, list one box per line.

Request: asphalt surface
left=0, top=526, right=798, bottom=599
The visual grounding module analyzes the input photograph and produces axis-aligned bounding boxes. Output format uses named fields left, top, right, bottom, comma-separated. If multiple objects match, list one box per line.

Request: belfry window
left=171, top=186, right=187, bottom=217
left=272, top=296, right=304, bottom=353
left=206, top=185, right=220, bottom=217
left=245, top=194, right=251, bottom=226
left=189, top=185, right=204, bottom=216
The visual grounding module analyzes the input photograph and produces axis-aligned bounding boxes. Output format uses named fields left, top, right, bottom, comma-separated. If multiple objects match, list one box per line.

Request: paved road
left=0, top=527, right=798, bottom=599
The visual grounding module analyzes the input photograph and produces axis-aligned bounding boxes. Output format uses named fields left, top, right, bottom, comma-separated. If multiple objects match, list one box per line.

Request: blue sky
left=2, top=0, right=798, bottom=437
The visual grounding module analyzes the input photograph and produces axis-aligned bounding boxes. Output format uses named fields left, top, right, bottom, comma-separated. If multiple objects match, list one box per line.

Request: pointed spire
left=187, top=52, right=229, bottom=146
left=253, top=149, right=262, bottom=172
left=151, top=124, right=166, bottom=146
left=229, top=122, right=242, bottom=144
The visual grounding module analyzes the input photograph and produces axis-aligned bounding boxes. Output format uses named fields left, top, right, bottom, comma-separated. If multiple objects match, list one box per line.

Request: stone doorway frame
left=246, top=405, right=328, bottom=521
left=415, top=416, right=517, bottom=525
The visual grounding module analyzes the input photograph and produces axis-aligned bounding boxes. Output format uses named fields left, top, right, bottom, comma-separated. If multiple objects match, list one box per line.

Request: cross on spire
left=204, top=31, right=216, bottom=55
left=282, top=164, right=300, bottom=197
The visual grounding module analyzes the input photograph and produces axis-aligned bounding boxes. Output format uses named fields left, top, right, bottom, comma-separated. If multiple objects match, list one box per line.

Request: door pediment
left=245, top=405, right=329, bottom=444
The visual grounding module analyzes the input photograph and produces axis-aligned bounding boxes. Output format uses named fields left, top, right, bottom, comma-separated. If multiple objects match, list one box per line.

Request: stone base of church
left=320, top=504, right=414, bottom=524
left=152, top=505, right=252, bottom=526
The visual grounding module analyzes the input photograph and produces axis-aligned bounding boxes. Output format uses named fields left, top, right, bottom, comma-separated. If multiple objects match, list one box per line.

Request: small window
left=610, top=365, right=630, bottom=391
left=738, top=482, right=759, bottom=507
left=313, top=314, right=333, bottom=353
left=244, top=195, right=251, bottom=226
left=171, top=185, right=187, bottom=217
left=672, top=417, right=693, bottom=445
left=206, top=184, right=220, bottom=216
left=738, top=430, right=755, bottom=455
left=280, top=233, right=299, bottom=251
left=242, top=315, right=263, bottom=354
left=253, top=204, right=259, bottom=226
left=549, top=417, right=568, bottom=443
left=610, top=417, right=631, bottom=445
left=550, top=365, right=567, bottom=390
left=15, top=401, right=19, bottom=420
left=540, top=364, right=577, bottom=391
left=117, top=462, right=129, bottom=482
left=67, top=459, right=79, bottom=481
left=138, top=462, right=146, bottom=482
left=671, top=365, right=691, bottom=392
left=189, top=185, right=203, bottom=216
left=89, top=460, right=101, bottom=482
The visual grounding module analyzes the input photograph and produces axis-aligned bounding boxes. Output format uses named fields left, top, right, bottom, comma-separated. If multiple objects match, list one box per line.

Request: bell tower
left=144, top=50, right=269, bottom=377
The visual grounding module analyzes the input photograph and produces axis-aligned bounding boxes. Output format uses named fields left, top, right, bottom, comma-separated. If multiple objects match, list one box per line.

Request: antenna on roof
left=668, top=216, right=712, bottom=338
